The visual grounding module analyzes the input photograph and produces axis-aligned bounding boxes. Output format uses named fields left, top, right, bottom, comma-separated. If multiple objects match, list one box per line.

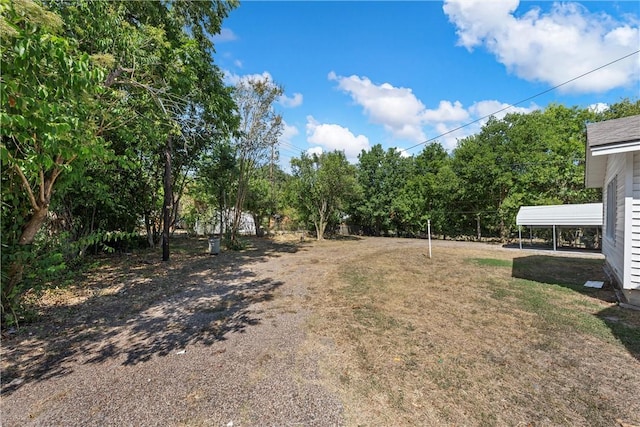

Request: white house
left=193, top=209, right=256, bottom=236
left=585, top=114, right=640, bottom=306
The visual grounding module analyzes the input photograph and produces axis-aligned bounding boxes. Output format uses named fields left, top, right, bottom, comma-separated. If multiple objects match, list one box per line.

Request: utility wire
left=400, top=49, right=640, bottom=155
left=277, top=138, right=308, bottom=155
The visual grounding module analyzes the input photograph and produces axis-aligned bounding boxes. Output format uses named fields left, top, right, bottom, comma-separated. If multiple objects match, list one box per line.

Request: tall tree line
left=287, top=100, right=640, bottom=240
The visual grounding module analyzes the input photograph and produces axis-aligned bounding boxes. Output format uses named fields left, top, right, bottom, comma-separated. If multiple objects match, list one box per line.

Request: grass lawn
left=307, top=244, right=640, bottom=427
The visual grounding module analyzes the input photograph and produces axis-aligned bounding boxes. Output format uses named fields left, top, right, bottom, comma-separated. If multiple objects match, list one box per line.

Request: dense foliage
left=338, top=101, right=639, bottom=239
left=289, top=150, right=359, bottom=240
left=1, top=0, right=238, bottom=323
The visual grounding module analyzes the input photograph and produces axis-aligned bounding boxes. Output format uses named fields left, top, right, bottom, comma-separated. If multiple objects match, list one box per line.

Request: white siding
left=602, top=153, right=626, bottom=286
left=631, top=153, right=640, bottom=289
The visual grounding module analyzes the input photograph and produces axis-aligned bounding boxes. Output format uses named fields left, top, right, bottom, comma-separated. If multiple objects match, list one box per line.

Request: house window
left=606, top=176, right=617, bottom=240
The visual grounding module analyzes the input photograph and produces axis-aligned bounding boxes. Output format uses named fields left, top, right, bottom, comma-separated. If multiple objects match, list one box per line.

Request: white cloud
left=443, top=0, right=640, bottom=93
left=211, top=28, right=237, bottom=43
left=278, top=92, right=303, bottom=108
left=468, top=100, right=539, bottom=120
left=427, top=101, right=539, bottom=150
left=328, top=71, right=542, bottom=152
left=306, top=146, right=324, bottom=157
left=394, top=147, right=411, bottom=158
left=280, top=120, right=299, bottom=145
left=422, top=100, right=470, bottom=123
left=223, top=70, right=274, bottom=86
left=305, top=116, right=370, bottom=161
left=588, top=102, right=609, bottom=113
left=233, top=59, right=243, bottom=68
left=329, top=72, right=426, bottom=142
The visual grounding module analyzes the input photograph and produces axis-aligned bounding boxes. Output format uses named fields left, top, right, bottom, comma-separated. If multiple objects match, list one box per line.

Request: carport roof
left=516, top=203, right=603, bottom=227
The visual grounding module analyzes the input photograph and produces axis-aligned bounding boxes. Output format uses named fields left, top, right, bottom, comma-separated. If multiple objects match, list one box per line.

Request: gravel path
left=0, top=236, right=602, bottom=426
left=1, top=238, right=350, bottom=426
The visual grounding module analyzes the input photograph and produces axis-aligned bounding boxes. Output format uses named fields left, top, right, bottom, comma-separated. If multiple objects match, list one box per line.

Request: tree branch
left=39, top=168, right=46, bottom=205
left=104, top=66, right=135, bottom=88
left=12, top=164, right=39, bottom=211
left=44, top=154, right=76, bottom=203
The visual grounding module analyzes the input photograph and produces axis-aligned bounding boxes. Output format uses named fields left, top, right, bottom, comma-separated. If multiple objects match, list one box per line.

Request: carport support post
left=529, top=227, right=533, bottom=246
left=553, top=225, right=557, bottom=251
left=519, top=225, right=522, bottom=249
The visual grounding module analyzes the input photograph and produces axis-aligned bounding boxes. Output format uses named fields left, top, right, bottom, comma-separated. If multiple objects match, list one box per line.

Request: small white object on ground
left=176, top=349, right=186, bottom=355
left=584, top=280, right=604, bottom=288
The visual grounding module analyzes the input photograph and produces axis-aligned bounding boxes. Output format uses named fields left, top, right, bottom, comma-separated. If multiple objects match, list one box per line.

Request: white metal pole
left=428, top=219, right=432, bottom=259
left=519, top=225, right=522, bottom=249
left=529, top=227, right=533, bottom=246
left=553, top=225, right=557, bottom=251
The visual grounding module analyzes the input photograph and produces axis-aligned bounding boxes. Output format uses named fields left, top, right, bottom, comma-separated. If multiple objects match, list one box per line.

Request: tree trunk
left=3, top=206, right=48, bottom=316
left=145, top=212, right=155, bottom=248
left=317, top=221, right=327, bottom=241
left=4, top=160, right=70, bottom=317
left=162, top=136, right=172, bottom=262
left=252, top=213, right=263, bottom=237
left=219, top=190, right=225, bottom=238
left=170, top=194, right=180, bottom=236
left=316, top=201, right=327, bottom=240
left=18, top=207, right=48, bottom=245
left=314, top=221, right=322, bottom=241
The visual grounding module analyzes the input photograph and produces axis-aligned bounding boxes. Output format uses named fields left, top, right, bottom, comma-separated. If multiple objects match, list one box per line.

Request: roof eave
left=585, top=147, right=606, bottom=188
left=585, top=140, right=640, bottom=188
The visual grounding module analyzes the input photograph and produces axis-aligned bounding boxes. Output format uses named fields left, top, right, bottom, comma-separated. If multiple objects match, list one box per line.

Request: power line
left=278, top=141, right=307, bottom=156
left=278, top=139, right=307, bottom=155
left=400, top=49, right=640, bottom=155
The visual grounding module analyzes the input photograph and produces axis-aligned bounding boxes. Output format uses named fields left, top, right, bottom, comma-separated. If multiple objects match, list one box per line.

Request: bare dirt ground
left=1, top=236, right=639, bottom=426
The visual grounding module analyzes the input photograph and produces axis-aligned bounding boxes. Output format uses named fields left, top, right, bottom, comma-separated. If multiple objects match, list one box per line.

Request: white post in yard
left=428, top=219, right=432, bottom=259
left=553, top=225, right=557, bottom=251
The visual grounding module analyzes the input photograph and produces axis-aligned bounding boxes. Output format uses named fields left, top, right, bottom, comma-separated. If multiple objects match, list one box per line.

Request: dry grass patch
left=308, top=245, right=640, bottom=427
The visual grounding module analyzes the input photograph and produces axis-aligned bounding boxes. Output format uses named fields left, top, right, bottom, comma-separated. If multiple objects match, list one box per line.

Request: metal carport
left=516, top=203, right=603, bottom=251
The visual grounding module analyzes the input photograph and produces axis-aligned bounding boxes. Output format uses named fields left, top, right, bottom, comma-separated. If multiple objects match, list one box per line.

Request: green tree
left=192, top=141, right=238, bottom=237
left=597, top=98, right=640, bottom=120
left=230, top=77, right=283, bottom=244
left=245, top=164, right=288, bottom=236
left=354, top=144, right=409, bottom=236
left=1, top=0, right=239, bottom=321
left=451, top=106, right=600, bottom=239
left=0, top=0, right=108, bottom=316
left=49, top=0, right=239, bottom=260
left=290, top=151, right=359, bottom=240
left=393, top=143, right=450, bottom=236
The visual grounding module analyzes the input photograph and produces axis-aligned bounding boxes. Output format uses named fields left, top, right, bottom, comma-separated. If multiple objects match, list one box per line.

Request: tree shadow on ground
left=326, top=235, right=362, bottom=241
left=1, top=236, right=302, bottom=395
left=512, top=255, right=640, bottom=361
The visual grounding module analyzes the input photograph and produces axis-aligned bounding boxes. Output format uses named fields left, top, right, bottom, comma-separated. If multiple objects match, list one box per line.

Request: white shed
left=516, top=203, right=603, bottom=251
left=585, top=114, right=640, bottom=307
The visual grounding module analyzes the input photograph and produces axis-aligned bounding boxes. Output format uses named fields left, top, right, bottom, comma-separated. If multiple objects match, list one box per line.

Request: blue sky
left=212, top=0, right=640, bottom=168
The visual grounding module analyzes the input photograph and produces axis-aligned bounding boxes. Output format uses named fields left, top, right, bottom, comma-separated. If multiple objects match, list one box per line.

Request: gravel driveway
left=1, top=236, right=350, bottom=426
